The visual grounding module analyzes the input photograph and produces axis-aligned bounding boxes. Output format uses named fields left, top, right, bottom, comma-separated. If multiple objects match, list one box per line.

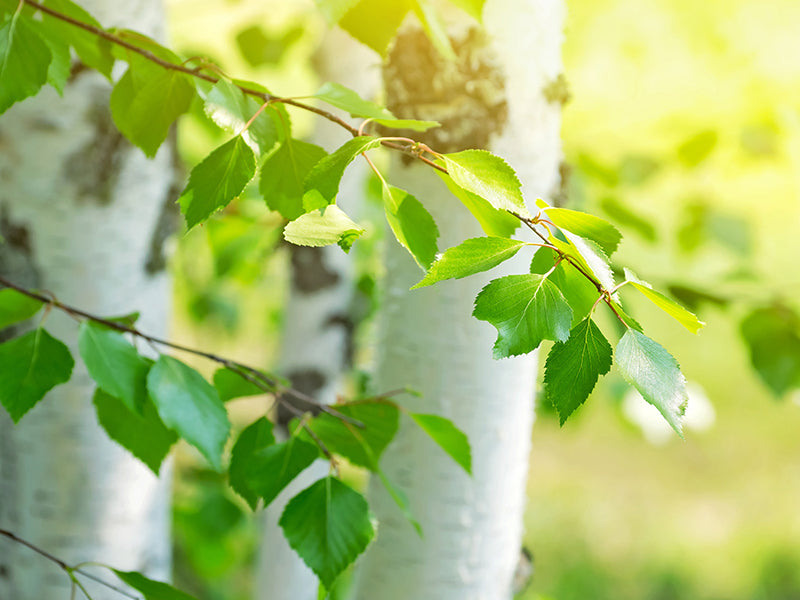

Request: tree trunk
left=352, top=2, right=565, bottom=599
left=254, top=26, right=377, bottom=600
left=0, top=1, right=176, bottom=597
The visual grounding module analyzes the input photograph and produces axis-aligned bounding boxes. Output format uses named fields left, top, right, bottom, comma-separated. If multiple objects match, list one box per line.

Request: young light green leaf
left=413, top=237, right=526, bottom=289
left=283, top=205, right=364, bottom=252
left=615, top=329, right=688, bottom=436
left=740, top=305, right=800, bottom=397
left=213, top=367, right=270, bottom=402
left=110, top=66, right=195, bottom=157
left=78, top=322, right=151, bottom=413
left=544, top=207, right=622, bottom=256
left=313, top=82, right=439, bottom=131
left=549, top=235, right=616, bottom=295
left=530, top=248, right=601, bottom=326
left=0, top=13, right=51, bottom=114
left=201, top=78, right=281, bottom=154
left=147, top=355, right=231, bottom=471
left=280, top=476, right=375, bottom=588
left=113, top=571, right=197, bottom=600
left=244, top=434, right=320, bottom=508
left=93, top=388, right=177, bottom=475
left=40, top=0, right=114, bottom=78
left=441, top=150, right=529, bottom=217
left=437, top=171, right=519, bottom=238
left=178, top=135, right=257, bottom=229
left=304, top=401, right=399, bottom=470
left=414, top=0, right=456, bottom=60
left=623, top=269, right=705, bottom=334
left=0, top=288, right=43, bottom=330
left=544, top=318, right=613, bottom=424
left=473, top=274, right=573, bottom=358
left=337, top=0, right=413, bottom=56
left=228, top=417, right=276, bottom=509
left=0, top=328, right=73, bottom=423
left=600, top=197, right=657, bottom=242
left=383, top=184, right=439, bottom=270
left=409, top=413, right=471, bottom=474
left=260, top=138, right=327, bottom=220
left=314, top=0, right=360, bottom=23
left=446, top=0, right=485, bottom=20
left=303, top=136, right=381, bottom=206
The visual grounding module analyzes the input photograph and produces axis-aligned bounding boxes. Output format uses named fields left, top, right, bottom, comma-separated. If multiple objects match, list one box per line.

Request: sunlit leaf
left=473, top=274, right=573, bottom=358
left=337, top=0, right=414, bottom=56
left=438, top=172, right=519, bottom=237
left=383, top=184, right=439, bottom=270
left=413, top=237, right=526, bottom=289
left=260, top=138, right=327, bottom=220
left=0, top=288, right=43, bottom=330
left=280, top=476, right=374, bottom=588
left=414, top=0, right=456, bottom=60
left=0, top=328, right=73, bottom=423
left=303, top=136, right=381, bottom=207
left=615, top=329, right=687, bottom=436
left=283, top=205, right=364, bottom=252
left=147, top=356, right=230, bottom=470
left=544, top=207, right=622, bottom=255
left=40, top=0, right=114, bottom=78
left=530, top=248, right=600, bottom=326
left=623, top=269, right=705, bottom=334
left=544, top=318, right=612, bottom=424
left=0, top=13, right=51, bottom=114
left=441, top=150, right=528, bottom=217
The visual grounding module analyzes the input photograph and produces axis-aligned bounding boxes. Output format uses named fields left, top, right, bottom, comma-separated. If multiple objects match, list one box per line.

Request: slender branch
left=0, top=275, right=364, bottom=427
left=0, top=529, right=140, bottom=600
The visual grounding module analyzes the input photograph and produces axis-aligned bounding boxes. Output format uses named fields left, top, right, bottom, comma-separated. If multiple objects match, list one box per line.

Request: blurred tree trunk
left=254, top=26, right=377, bottom=600
left=0, top=1, right=177, bottom=597
left=352, top=1, right=565, bottom=598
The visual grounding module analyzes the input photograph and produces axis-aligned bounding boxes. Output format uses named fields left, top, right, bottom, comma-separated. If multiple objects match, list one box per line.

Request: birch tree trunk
left=254, top=26, right=377, bottom=600
left=352, top=2, right=565, bottom=598
left=0, top=1, right=176, bottom=597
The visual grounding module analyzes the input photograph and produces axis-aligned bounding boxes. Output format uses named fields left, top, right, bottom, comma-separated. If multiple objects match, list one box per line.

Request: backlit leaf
left=413, top=237, right=526, bottom=289
left=0, top=288, right=43, bottom=330
left=93, top=388, right=177, bottom=475
left=40, top=0, right=114, bottom=78
left=0, top=13, right=51, bottom=114
left=615, top=329, right=687, bottom=436
left=179, top=135, right=257, bottom=229
left=438, top=172, right=519, bottom=237
left=303, top=136, right=381, bottom=207
left=530, top=248, right=601, bottom=326
left=0, top=328, right=73, bottom=423
left=383, top=184, right=439, bottom=270
left=544, top=318, right=613, bottom=424
left=147, top=356, right=230, bottom=470
left=623, top=269, right=705, bottom=334
left=473, top=274, right=573, bottom=358
left=283, top=205, right=364, bottom=252
left=260, top=138, right=327, bottom=220
left=409, top=413, right=471, bottom=474
left=280, top=476, right=374, bottom=588
left=337, top=0, right=414, bottom=56
left=441, top=150, right=529, bottom=217
left=544, top=207, right=622, bottom=256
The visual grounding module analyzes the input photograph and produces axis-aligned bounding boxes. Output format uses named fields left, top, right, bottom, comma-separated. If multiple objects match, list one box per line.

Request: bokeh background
left=162, top=1, right=800, bottom=598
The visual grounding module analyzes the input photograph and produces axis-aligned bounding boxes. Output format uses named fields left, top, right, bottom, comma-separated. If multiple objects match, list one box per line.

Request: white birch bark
left=254, top=26, right=378, bottom=600
left=352, top=2, right=565, bottom=599
left=0, top=1, right=176, bottom=598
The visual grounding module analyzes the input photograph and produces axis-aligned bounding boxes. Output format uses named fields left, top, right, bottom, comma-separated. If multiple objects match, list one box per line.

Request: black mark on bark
left=543, top=73, right=570, bottom=106
left=289, top=246, right=340, bottom=293
left=277, top=368, right=327, bottom=427
left=382, top=25, right=508, bottom=154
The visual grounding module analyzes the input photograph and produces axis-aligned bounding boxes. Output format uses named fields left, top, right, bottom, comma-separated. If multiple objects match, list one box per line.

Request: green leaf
left=303, top=136, right=381, bottom=207
left=441, top=150, right=529, bottom=217
left=110, top=66, right=195, bottom=157
left=78, top=322, right=151, bottom=413
left=382, top=184, right=439, bottom=270
left=147, top=356, right=230, bottom=471
left=550, top=234, right=616, bottom=295
left=530, top=248, right=601, bottom=326
left=413, top=0, right=456, bottom=60
left=446, top=0, right=485, bottom=20
left=93, top=387, right=177, bottom=475
left=544, top=318, right=613, bottom=424
left=677, top=129, right=717, bottom=167
left=178, top=135, right=257, bottom=229
left=0, top=288, right=43, bottom=329
left=0, top=328, right=73, bottom=423
left=201, top=78, right=281, bottom=154
left=337, top=0, right=414, bottom=56
left=305, top=401, right=399, bottom=470
left=473, top=274, right=573, bottom=358
left=375, top=469, right=421, bottom=535
left=42, top=34, right=70, bottom=94
left=244, top=433, right=320, bottom=508
left=615, top=329, right=688, bottom=436
left=409, top=413, right=471, bottom=474
left=438, top=172, right=519, bottom=237
left=0, top=13, right=51, bottom=114
left=228, top=417, right=276, bottom=509
left=741, top=305, right=800, bottom=397
left=40, top=0, right=114, bottom=78
left=413, top=237, right=525, bottom=289
left=600, top=197, right=656, bottom=242
left=623, top=269, right=705, bottom=334
left=314, top=0, right=360, bottom=23
left=544, top=207, right=622, bottom=256
left=213, top=367, right=270, bottom=402
left=283, top=205, right=364, bottom=252
left=280, top=476, right=375, bottom=588
left=260, top=138, right=327, bottom=220
left=113, top=570, right=197, bottom=600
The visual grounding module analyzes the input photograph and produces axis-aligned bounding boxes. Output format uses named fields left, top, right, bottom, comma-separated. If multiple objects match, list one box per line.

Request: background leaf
left=279, top=476, right=375, bottom=588
left=740, top=305, right=800, bottom=397
left=244, top=434, right=320, bottom=508
left=213, top=367, right=270, bottom=402
left=409, top=413, right=471, bottom=474
left=113, top=570, right=197, bottom=600
left=147, top=356, right=231, bottom=470
left=0, top=288, right=43, bottom=330
left=228, top=417, right=276, bottom=509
